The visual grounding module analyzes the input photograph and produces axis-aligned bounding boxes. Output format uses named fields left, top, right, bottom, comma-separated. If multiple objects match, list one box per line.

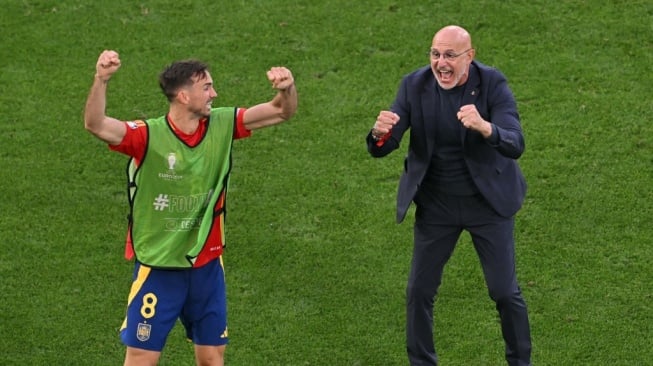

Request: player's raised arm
left=242, top=66, right=297, bottom=130
left=84, top=50, right=127, bottom=145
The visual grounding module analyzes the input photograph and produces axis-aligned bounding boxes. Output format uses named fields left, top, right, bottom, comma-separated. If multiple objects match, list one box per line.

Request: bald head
left=433, top=25, right=472, bottom=50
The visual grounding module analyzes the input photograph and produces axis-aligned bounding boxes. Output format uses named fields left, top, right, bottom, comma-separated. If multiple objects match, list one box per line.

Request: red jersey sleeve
left=109, top=120, right=147, bottom=165
left=234, top=108, right=251, bottom=139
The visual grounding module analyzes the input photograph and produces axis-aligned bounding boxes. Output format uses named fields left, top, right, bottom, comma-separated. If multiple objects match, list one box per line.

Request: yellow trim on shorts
left=119, top=264, right=152, bottom=331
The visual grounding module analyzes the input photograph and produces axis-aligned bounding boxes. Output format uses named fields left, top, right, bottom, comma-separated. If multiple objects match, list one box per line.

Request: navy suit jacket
left=367, top=61, right=527, bottom=223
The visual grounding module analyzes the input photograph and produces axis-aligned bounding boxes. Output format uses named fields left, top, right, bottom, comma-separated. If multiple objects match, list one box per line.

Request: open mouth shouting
left=435, top=67, right=458, bottom=89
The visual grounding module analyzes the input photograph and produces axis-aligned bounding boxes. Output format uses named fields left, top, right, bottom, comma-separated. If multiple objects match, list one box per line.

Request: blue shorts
left=119, top=257, right=228, bottom=351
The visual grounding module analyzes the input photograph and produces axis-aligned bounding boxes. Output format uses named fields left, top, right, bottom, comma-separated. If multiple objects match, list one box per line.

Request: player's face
left=430, top=33, right=474, bottom=90
left=187, top=72, right=218, bottom=117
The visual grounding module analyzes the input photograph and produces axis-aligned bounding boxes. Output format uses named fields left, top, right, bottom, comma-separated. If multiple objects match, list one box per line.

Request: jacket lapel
left=421, top=78, right=438, bottom=156
left=460, top=62, right=480, bottom=143
left=461, top=62, right=480, bottom=106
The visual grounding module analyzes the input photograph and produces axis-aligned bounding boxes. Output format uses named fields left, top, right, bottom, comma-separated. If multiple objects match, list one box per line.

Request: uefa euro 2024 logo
left=158, top=152, right=183, bottom=181
left=167, top=152, right=177, bottom=171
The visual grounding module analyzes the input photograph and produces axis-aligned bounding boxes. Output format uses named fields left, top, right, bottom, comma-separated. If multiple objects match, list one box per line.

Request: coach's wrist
left=370, top=128, right=384, bottom=141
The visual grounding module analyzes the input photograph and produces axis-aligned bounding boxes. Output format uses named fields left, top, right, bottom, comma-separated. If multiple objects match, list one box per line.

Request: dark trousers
left=406, top=193, right=531, bottom=366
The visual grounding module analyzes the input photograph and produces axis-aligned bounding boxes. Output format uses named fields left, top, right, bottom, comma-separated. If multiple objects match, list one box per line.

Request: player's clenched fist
left=266, top=67, right=294, bottom=91
left=95, top=50, right=121, bottom=82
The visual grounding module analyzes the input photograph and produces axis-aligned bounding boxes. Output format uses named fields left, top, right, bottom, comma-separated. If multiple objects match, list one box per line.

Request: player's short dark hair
left=158, top=60, right=209, bottom=102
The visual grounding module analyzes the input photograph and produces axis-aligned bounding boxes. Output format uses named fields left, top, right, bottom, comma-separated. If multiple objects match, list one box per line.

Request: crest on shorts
left=137, top=322, right=152, bottom=342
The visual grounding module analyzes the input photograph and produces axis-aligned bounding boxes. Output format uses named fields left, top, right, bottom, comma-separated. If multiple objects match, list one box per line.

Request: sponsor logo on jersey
left=126, top=120, right=145, bottom=130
